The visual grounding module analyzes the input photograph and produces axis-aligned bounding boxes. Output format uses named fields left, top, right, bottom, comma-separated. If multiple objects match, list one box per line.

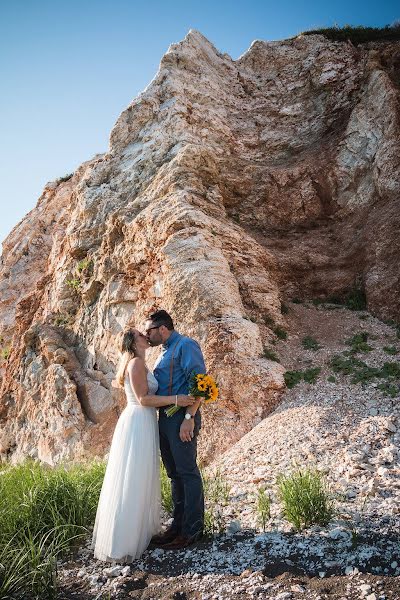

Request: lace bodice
left=124, top=370, right=158, bottom=405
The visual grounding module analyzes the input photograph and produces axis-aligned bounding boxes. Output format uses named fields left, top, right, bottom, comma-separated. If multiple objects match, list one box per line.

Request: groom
left=145, top=309, right=205, bottom=549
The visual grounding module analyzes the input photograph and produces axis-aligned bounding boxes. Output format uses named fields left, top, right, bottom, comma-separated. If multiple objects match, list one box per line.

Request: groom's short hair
left=148, top=309, right=174, bottom=331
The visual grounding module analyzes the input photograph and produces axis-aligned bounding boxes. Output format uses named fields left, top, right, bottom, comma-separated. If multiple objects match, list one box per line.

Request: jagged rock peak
left=0, top=30, right=399, bottom=465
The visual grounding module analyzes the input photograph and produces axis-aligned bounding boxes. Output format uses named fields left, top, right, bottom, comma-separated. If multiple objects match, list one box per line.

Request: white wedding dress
left=92, top=370, right=161, bottom=562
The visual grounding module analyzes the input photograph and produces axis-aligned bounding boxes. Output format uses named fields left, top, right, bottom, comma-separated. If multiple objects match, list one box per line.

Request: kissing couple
left=91, top=309, right=206, bottom=562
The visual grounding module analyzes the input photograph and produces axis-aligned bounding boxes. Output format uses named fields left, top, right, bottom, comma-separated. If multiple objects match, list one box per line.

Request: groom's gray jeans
left=158, top=408, right=204, bottom=538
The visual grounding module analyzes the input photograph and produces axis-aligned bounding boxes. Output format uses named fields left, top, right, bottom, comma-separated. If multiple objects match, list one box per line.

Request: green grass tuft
left=56, top=173, right=73, bottom=184
left=0, top=460, right=105, bottom=599
left=284, top=367, right=321, bottom=388
left=274, top=326, right=288, bottom=340
left=202, top=468, right=230, bottom=506
left=312, top=298, right=324, bottom=306
left=302, top=336, right=320, bottom=351
left=65, top=278, right=81, bottom=292
left=277, top=468, right=334, bottom=531
left=345, top=332, right=373, bottom=354
left=76, top=258, right=93, bottom=275
left=325, top=295, right=343, bottom=305
left=281, top=303, right=289, bottom=315
left=161, top=465, right=231, bottom=536
left=303, top=367, right=321, bottom=384
left=301, top=24, right=400, bottom=45
left=377, top=382, right=399, bottom=398
left=262, top=348, right=280, bottom=362
left=53, top=313, right=71, bottom=327
left=160, top=462, right=173, bottom=515
left=284, top=370, right=303, bottom=389
left=263, top=315, right=276, bottom=328
left=201, top=469, right=230, bottom=536
left=350, top=364, right=382, bottom=385
left=380, top=362, right=400, bottom=378
left=311, top=288, right=366, bottom=311
left=330, top=354, right=365, bottom=375
left=330, top=352, right=400, bottom=391
left=344, top=288, right=367, bottom=311
left=383, top=346, right=398, bottom=355
left=256, top=487, right=271, bottom=532
left=1, top=346, right=10, bottom=360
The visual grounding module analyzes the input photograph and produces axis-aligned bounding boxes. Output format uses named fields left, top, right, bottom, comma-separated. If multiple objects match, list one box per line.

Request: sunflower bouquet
left=165, top=371, right=219, bottom=417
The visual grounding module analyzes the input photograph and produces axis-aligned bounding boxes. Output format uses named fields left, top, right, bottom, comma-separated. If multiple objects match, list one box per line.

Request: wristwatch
left=185, top=412, right=194, bottom=420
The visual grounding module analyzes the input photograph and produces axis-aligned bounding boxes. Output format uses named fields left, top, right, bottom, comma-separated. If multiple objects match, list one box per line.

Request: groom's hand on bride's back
left=177, top=395, right=196, bottom=407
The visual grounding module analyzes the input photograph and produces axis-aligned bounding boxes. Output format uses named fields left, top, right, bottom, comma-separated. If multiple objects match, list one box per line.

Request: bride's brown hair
left=115, top=330, right=137, bottom=386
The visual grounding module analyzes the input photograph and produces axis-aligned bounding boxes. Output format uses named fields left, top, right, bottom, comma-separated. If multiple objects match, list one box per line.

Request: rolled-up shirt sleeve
left=180, top=338, right=206, bottom=379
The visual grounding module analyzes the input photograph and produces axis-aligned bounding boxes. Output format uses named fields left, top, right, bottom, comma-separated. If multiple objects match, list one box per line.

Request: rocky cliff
left=0, top=30, right=399, bottom=465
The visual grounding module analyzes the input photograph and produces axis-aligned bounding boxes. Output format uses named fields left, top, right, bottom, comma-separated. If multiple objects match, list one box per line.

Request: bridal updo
left=116, top=329, right=138, bottom=386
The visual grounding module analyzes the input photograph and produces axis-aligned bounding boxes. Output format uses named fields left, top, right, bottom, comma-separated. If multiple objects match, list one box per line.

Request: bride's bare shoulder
left=127, top=357, right=146, bottom=373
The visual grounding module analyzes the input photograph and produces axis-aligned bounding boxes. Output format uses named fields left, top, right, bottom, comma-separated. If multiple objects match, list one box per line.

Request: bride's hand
left=176, top=395, right=196, bottom=407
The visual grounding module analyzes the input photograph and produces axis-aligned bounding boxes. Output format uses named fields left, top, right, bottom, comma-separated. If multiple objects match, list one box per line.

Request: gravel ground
left=57, top=303, right=400, bottom=599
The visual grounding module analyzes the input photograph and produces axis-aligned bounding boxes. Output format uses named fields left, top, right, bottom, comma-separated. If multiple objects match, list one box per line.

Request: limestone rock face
left=0, top=31, right=399, bottom=464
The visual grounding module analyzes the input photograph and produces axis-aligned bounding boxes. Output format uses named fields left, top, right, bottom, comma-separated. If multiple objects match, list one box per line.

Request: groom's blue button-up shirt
left=153, top=330, right=206, bottom=396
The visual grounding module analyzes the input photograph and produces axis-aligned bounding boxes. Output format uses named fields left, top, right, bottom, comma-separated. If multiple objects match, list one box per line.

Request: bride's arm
left=127, top=359, right=195, bottom=408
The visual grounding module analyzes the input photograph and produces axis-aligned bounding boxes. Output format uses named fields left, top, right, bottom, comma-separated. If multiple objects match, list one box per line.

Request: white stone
left=103, top=565, right=123, bottom=578
left=329, top=527, right=350, bottom=540
left=385, top=422, right=397, bottom=433
left=377, top=467, right=389, bottom=477
left=291, top=584, right=305, bottom=592
left=227, top=520, right=242, bottom=534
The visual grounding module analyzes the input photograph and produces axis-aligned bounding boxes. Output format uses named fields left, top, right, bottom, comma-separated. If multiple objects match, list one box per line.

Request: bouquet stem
left=165, top=405, right=180, bottom=417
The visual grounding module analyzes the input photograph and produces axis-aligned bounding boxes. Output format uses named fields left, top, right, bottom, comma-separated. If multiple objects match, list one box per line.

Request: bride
left=92, top=328, right=195, bottom=562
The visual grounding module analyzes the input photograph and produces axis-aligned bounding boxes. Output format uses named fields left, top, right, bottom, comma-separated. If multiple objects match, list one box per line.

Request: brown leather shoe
left=162, top=534, right=201, bottom=550
left=150, top=528, right=179, bottom=546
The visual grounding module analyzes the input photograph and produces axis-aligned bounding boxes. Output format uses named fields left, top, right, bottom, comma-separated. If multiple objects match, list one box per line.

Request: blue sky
left=0, top=0, right=398, bottom=248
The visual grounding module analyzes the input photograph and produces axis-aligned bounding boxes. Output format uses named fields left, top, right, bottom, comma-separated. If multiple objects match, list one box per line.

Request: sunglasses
left=145, top=324, right=162, bottom=333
